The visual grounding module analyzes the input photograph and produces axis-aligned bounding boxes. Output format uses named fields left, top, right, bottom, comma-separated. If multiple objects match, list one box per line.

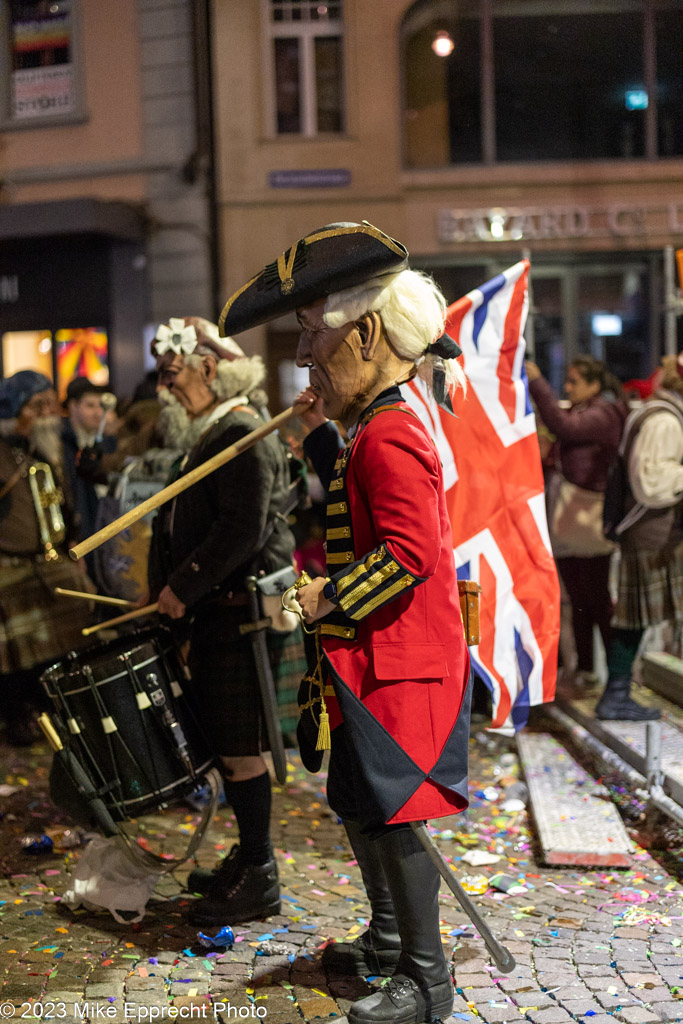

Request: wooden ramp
left=642, top=650, right=683, bottom=708
left=517, top=731, right=634, bottom=868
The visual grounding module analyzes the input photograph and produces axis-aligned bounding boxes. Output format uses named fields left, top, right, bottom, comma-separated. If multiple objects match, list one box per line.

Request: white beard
left=30, top=416, right=63, bottom=467
left=157, top=390, right=210, bottom=452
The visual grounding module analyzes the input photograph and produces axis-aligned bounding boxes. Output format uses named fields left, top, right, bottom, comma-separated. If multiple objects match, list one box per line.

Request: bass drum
left=42, top=628, right=215, bottom=822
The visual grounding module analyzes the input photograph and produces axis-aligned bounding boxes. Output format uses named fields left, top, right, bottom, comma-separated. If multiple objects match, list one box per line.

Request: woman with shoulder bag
left=525, top=355, right=628, bottom=691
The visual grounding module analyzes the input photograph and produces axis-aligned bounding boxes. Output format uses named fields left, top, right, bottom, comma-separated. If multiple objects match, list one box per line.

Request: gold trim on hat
left=277, top=243, right=298, bottom=294
left=218, top=272, right=260, bottom=335
left=304, top=222, right=406, bottom=258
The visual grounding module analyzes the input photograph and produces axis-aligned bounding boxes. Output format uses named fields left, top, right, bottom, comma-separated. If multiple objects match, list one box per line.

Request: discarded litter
left=197, top=926, right=235, bottom=949
left=461, top=850, right=502, bottom=867
left=489, top=874, right=528, bottom=895
left=21, top=834, right=53, bottom=854
left=501, top=798, right=526, bottom=813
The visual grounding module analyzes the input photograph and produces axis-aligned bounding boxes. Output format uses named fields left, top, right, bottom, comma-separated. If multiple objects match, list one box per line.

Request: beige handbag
left=548, top=472, right=615, bottom=558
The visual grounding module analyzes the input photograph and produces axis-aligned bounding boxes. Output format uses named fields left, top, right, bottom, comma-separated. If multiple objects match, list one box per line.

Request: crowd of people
left=1, top=218, right=682, bottom=1024
left=527, top=350, right=683, bottom=721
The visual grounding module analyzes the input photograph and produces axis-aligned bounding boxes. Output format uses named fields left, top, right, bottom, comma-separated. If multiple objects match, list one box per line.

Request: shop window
left=656, top=6, right=683, bottom=156
left=403, top=3, right=481, bottom=167
left=266, top=0, right=345, bottom=135
left=401, top=0, right=683, bottom=167
left=0, top=0, right=83, bottom=127
left=1, top=326, right=109, bottom=398
left=577, top=270, right=649, bottom=382
left=56, top=327, right=109, bottom=400
left=526, top=278, right=566, bottom=396
left=1, top=329, right=53, bottom=380
left=494, top=3, right=645, bottom=161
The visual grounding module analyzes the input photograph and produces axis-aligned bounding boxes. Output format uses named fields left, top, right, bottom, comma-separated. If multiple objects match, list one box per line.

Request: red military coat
left=304, top=388, right=471, bottom=825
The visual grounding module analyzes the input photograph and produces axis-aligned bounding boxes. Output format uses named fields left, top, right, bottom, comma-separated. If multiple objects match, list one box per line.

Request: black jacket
left=150, top=408, right=295, bottom=609
left=61, top=420, right=117, bottom=541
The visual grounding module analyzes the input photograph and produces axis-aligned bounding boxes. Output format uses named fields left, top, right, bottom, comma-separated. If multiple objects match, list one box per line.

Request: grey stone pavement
left=0, top=727, right=682, bottom=1024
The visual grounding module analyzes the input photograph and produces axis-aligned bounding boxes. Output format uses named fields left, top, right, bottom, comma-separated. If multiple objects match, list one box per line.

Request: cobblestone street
left=1, top=727, right=682, bottom=1024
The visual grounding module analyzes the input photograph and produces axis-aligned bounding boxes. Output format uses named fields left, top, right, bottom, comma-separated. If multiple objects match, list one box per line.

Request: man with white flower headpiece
left=148, top=315, right=303, bottom=925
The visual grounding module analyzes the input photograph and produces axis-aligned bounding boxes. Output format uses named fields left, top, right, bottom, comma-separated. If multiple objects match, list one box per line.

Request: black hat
left=219, top=221, right=409, bottom=337
left=64, top=376, right=105, bottom=403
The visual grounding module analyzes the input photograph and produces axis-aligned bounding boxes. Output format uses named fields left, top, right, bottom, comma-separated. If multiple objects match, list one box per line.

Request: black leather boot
left=187, top=844, right=243, bottom=895
left=323, top=820, right=401, bottom=978
left=348, top=828, right=453, bottom=1024
left=188, top=855, right=280, bottom=925
left=595, top=678, right=660, bottom=722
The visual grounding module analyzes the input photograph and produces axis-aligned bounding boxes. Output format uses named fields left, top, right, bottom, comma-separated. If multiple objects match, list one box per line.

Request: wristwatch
left=323, top=578, right=339, bottom=604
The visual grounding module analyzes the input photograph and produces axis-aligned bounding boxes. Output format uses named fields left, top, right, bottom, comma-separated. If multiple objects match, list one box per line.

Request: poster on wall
left=12, top=65, right=75, bottom=119
left=10, top=0, right=74, bottom=120
left=56, top=328, right=109, bottom=399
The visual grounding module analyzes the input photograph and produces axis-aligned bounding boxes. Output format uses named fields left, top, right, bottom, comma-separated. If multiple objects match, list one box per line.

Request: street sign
left=268, top=169, right=352, bottom=189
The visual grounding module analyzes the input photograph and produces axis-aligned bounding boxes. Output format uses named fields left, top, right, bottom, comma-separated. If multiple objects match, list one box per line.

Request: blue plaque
left=269, top=169, right=352, bottom=189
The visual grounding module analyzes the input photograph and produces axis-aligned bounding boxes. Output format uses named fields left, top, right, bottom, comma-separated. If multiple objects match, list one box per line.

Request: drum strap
left=115, top=766, right=223, bottom=873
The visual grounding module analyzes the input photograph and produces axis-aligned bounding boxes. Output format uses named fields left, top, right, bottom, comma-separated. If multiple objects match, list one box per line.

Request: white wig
left=323, top=269, right=466, bottom=395
left=185, top=352, right=266, bottom=403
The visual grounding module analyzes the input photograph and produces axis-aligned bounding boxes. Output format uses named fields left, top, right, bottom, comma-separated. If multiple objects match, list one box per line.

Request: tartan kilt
left=186, top=606, right=306, bottom=757
left=0, top=556, right=93, bottom=675
left=613, top=539, right=683, bottom=630
left=267, top=624, right=307, bottom=739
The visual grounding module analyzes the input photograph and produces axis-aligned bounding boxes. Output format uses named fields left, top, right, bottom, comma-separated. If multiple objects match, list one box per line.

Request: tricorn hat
left=219, top=221, right=409, bottom=337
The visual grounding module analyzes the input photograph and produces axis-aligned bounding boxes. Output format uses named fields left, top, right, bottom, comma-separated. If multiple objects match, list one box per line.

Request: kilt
left=186, top=603, right=306, bottom=757
left=613, top=538, right=683, bottom=630
left=0, top=556, right=93, bottom=674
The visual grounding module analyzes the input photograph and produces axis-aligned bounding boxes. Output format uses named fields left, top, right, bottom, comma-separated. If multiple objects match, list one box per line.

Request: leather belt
left=0, top=553, right=60, bottom=566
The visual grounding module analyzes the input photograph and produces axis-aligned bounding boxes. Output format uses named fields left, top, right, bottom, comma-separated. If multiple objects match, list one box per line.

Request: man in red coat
left=220, top=222, right=471, bottom=1024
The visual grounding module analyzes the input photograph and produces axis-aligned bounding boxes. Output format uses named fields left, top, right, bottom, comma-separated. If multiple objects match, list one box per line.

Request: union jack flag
left=402, top=260, right=559, bottom=733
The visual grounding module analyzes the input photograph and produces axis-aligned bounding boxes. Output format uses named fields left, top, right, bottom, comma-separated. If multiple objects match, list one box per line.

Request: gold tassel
left=316, top=709, right=331, bottom=751
left=313, top=626, right=331, bottom=751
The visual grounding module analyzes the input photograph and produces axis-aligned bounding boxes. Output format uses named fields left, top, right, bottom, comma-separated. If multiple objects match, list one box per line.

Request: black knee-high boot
left=596, top=627, right=660, bottom=722
left=348, top=828, right=453, bottom=1024
left=323, top=820, right=401, bottom=977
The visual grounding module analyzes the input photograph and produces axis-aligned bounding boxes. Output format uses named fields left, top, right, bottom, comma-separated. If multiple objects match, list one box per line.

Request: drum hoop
left=118, top=757, right=216, bottom=810
left=43, top=647, right=179, bottom=697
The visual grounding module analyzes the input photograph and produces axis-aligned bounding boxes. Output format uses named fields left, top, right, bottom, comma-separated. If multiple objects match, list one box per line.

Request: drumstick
left=70, top=403, right=307, bottom=562
left=82, top=602, right=159, bottom=637
left=55, top=587, right=135, bottom=608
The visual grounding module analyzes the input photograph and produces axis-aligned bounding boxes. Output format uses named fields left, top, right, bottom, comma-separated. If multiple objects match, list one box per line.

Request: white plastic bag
left=62, top=836, right=161, bottom=923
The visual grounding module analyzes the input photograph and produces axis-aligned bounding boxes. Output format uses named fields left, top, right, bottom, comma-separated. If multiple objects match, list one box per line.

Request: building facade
left=0, top=0, right=216, bottom=398
left=211, top=0, right=683, bottom=407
